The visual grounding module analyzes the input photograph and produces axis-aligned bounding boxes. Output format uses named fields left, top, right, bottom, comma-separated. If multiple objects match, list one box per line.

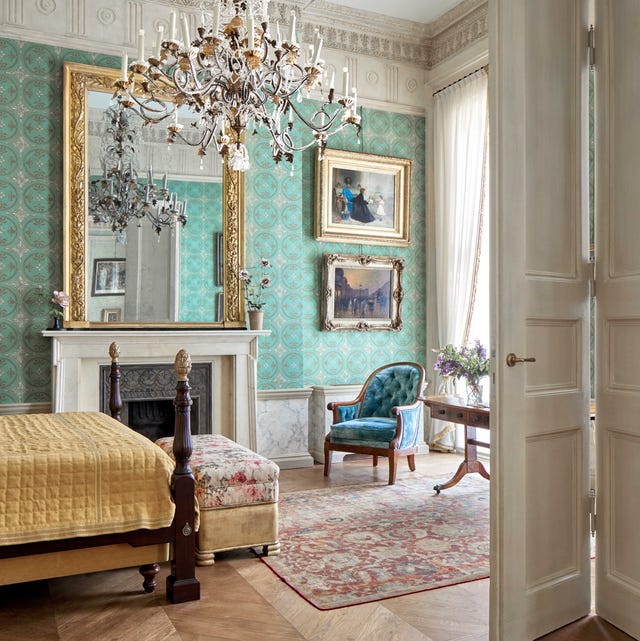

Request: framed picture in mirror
left=92, top=258, right=126, bottom=296
left=101, top=308, right=122, bottom=322
left=321, top=253, right=404, bottom=331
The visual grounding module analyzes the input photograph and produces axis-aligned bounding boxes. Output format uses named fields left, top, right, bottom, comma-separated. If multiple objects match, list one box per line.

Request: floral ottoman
left=156, top=434, right=280, bottom=566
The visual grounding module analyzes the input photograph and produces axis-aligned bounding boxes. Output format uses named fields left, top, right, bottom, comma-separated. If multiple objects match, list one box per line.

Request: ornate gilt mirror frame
left=62, top=61, right=245, bottom=328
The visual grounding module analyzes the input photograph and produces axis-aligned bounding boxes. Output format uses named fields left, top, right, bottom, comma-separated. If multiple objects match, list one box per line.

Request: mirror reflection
left=86, top=89, right=224, bottom=323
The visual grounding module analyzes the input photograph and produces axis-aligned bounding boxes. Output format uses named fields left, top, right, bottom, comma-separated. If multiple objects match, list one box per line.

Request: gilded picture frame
left=321, top=253, right=404, bottom=331
left=62, top=61, right=246, bottom=328
left=315, top=150, right=412, bottom=246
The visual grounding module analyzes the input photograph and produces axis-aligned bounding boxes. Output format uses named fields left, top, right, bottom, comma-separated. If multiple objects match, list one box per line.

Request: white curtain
left=429, top=68, right=489, bottom=451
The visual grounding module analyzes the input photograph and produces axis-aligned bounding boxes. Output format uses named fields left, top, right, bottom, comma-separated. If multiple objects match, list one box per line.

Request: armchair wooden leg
left=407, top=453, right=416, bottom=472
left=373, top=455, right=379, bottom=467
left=324, top=442, right=332, bottom=477
left=388, top=451, right=398, bottom=485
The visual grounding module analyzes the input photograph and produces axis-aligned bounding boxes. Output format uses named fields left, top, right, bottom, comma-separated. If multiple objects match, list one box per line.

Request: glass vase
left=438, top=375, right=457, bottom=397
left=466, top=379, right=483, bottom=406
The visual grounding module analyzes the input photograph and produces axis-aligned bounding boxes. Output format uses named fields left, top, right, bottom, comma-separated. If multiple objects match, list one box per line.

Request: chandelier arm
left=116, top=3, right=361, bottom=170
left=287, top=100, right=352, bottom=135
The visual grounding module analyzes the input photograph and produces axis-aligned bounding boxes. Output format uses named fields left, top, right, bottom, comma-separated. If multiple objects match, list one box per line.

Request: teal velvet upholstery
left=360, top=364, right=423, bottom=418
left=324, top=362, right=426, bottom=485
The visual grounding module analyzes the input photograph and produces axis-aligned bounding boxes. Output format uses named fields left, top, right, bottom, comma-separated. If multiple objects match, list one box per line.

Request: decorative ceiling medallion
left=97, top=8, right=116, bottom=26
left=36, top=0, right=56, bottom=15
left=406, top=78, right=418, bottom=93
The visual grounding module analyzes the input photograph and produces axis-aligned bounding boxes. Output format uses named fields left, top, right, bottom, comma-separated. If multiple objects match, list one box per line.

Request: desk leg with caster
left=433, top=424, right=490, bottom=494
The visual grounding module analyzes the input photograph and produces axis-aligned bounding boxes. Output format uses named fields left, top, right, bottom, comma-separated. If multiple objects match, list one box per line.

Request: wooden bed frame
left=0, top=343, right=200, bottom=604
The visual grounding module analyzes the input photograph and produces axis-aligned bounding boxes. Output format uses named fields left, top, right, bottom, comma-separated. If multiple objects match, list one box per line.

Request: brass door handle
left=506, top=353, right=536, bottom=367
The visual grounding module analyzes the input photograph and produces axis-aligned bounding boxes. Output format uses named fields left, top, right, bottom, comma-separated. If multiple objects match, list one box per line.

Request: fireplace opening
left=124, top=398, right=200, bottom=442
left=99, top=362, right=212, bottom=440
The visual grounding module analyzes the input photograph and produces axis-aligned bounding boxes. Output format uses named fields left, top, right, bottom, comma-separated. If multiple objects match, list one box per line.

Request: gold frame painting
left=315, top=149, right=412, bottom=246
left=321, top=253, right=404, bottom=331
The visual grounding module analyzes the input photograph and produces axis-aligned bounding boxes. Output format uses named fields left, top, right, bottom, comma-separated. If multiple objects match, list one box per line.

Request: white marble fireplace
left=42, top=329, right=267, bottom=450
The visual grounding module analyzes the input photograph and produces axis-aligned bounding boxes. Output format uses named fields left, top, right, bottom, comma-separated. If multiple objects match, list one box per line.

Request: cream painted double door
left=491, top=1, right=640, bottom=639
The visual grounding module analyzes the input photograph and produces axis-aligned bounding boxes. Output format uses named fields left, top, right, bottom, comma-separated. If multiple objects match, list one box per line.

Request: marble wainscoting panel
left=257, top=389, right=314, bottom=469
left=308, top=384, right=364, bottom=464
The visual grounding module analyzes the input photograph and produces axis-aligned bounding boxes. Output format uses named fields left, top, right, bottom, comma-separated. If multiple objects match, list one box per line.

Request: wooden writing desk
left=422, top=395, right=490, bottom=494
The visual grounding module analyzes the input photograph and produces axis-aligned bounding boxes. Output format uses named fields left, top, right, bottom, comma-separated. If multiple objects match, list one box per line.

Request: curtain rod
left=432, top=64, right=489, bottom=97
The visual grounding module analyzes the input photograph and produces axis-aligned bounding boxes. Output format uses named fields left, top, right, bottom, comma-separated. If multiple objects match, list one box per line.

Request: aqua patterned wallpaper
left=0, top=36, right=426, bottom=403
left=0, top=39, right=120, bottom=404
left=245, top=105, right=427, bottom=389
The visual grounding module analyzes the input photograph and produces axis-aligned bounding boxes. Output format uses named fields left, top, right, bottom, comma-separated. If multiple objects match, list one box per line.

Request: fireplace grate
left=99, top=362, right=212, bottom=440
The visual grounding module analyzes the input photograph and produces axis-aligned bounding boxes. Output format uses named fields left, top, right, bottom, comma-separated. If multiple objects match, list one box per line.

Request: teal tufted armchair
left=324, top=362, right=427, bottom=485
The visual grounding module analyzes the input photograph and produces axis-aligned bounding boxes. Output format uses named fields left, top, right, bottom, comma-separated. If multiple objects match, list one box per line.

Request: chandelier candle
left=116, top=0, right=361, bottom=171
left=169, top=9, right=177, bottom=41
left=137, top=30, right=145, bottom=61
left=154, top=26, right=164, bottom=59
left=288, top=10, right=296, bottom=44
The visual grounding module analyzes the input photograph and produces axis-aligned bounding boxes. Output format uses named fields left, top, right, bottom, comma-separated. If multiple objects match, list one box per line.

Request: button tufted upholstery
left=324, top=362, right=426, bottom=485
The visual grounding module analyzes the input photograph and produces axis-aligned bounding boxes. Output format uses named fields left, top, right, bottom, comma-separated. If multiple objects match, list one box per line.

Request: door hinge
left=588, top=25, right=596, bottom=68
left=589, top=488, right=597, bottom=537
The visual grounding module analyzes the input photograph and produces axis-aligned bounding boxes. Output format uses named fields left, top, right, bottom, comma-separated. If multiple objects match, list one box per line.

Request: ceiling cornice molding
left=429, top=2, right=488, bottom=68
left=426, top=0, right=486, bottom=36
left=0, top=0, right=487, bottom=73
left=272, top=0, right=487, bottom=69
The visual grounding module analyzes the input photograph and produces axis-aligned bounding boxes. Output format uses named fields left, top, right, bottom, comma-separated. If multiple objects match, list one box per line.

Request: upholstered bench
left=156, top=434, right=280, bottom=566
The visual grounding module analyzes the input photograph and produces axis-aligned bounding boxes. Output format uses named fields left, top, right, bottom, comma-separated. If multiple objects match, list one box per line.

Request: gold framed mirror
left=63, top=62, right=245, bottom=328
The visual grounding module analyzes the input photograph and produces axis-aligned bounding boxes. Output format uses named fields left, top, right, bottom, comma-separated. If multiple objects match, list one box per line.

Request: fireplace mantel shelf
left=42, top=329, right=270, bottom=339
left=42, top=328, right=269, bottom=450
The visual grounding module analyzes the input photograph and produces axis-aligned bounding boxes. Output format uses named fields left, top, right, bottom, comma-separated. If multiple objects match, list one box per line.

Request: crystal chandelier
left=89, top=103, right=188, bottom=236
left=115, top=0, right=361, bottom=172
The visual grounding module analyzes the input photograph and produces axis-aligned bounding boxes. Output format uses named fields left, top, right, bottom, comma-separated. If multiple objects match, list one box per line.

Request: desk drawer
left=429, top=405, right=468, bottom=423
left=467, top=411, right=489, bottom=428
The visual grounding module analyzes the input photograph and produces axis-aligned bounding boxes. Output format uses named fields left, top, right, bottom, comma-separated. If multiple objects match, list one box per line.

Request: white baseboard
left=0, top=402, right=51, bottom=415
left=271, top=453, right=315, bottom=469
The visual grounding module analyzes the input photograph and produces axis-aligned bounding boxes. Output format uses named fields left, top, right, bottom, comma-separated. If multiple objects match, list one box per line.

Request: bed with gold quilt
left=0, top=346, right=199, bottom=603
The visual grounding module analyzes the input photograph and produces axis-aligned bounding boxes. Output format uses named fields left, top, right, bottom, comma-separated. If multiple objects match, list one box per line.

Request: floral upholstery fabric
left=156, top=434, right=279, bottom=510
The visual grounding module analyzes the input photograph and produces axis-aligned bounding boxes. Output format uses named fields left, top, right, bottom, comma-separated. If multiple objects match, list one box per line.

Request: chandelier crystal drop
left=89, top=103, right=188, bottom=236
left=115, top=0, right=361, bottom=172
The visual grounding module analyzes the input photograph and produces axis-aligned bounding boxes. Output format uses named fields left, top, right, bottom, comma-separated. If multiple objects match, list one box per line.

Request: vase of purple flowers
left=434, top=340, right=489, bottom=406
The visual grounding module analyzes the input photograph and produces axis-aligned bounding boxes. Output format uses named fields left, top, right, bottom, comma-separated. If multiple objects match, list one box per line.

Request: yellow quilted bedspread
left=0, top=412, right=176, bottom=546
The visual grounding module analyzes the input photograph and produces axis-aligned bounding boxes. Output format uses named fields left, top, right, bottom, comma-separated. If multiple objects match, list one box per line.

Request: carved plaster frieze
left=137, top=0, right=484, bottom=69
left=1, top=0, right=487, bottom=88
left=269, top=0, right=486, bottom=69
left=426, top=0, right=485, bottom=36
left=429, top=2, right=488, bottom=68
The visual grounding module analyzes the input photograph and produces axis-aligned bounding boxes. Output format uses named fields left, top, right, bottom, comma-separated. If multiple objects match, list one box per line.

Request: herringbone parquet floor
left=0, top=453, right=633, bottom=641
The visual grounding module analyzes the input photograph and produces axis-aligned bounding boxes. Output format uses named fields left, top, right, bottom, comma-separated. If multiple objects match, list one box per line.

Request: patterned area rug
left=261, top=475, right=489, bottom=610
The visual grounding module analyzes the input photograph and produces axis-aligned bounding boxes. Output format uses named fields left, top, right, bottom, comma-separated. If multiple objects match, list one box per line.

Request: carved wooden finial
left=174, top=349, right=192, bottom=381
left=109, top=342, right=120, bottom=362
